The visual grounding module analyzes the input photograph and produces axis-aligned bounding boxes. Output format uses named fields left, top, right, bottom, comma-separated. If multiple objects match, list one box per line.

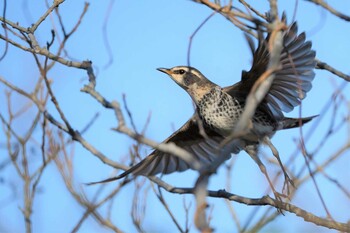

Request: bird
left=89, top=22, right=316, bottom=199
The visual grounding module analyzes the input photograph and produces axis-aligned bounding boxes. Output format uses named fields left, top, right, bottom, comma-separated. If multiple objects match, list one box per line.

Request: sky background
left=0, top=0, right=350, bottom=232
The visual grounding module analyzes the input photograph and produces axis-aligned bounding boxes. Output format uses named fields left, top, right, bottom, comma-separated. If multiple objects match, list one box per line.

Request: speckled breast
left=197, top=87, right=242, bottom=135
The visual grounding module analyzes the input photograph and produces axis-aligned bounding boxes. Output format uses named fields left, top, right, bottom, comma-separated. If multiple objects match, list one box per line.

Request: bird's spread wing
left=88, top=115, right=233, bottom=184
left=224, top=22, right=316, bottom=119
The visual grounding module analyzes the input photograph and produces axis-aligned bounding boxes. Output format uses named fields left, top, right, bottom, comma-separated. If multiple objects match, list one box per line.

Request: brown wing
left=88, top=114, right=235, bottom=185
left=224, top=22, right=316, bottom=119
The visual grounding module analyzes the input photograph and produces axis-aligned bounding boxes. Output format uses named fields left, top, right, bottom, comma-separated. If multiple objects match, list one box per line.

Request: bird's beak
left=157, top=68, right=172, bottom=75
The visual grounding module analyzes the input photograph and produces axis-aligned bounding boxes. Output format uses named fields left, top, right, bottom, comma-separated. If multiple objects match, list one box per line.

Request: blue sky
left=0, top=1, right=350, bottom=232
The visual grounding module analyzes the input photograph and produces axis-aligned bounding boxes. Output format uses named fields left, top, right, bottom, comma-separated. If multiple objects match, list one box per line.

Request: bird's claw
left=282, top=172, right=295, bottom=198
left=272, top=190, right=287, bottom=214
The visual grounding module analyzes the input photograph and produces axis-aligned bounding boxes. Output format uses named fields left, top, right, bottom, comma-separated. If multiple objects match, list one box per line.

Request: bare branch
left=306, top=0, right=350, bottom=21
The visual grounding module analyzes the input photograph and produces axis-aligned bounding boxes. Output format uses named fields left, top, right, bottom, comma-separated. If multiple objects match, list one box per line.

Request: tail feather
left=281, top=115, right=318, bottom=130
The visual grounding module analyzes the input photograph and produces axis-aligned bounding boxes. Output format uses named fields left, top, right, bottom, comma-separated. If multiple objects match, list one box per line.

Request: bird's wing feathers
left=88, top=116, right=232, bottom=184
left=224, top=22, right=316, bottom=119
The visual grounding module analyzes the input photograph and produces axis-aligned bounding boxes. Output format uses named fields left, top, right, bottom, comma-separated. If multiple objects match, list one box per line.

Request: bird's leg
left=245, top=145, right=286, bottom=213
left=263, top=136, right=294, bottom=196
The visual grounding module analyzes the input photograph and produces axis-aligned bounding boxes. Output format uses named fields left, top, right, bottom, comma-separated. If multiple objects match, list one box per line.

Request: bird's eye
left=174, top=69, right=185, bottom=75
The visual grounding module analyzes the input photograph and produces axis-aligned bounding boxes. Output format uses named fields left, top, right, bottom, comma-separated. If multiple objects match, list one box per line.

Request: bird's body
left=197, top=86, right=243, bottom=136
left=90, top=22, right=317, bottom=191
left=197, top=84, right=312, bottom=141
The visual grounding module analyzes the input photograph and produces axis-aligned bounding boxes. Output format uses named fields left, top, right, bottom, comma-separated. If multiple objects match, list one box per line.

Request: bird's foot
left=271, top=190, right=288, bottom=214
left=282, top=172, right=295, bottom=198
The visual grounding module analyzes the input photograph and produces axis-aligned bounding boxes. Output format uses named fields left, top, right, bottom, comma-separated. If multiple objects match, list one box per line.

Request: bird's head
left=157, top=66, right=216, bottom=103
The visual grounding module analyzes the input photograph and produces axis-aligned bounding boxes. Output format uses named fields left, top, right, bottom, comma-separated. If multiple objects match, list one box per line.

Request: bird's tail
left=280, top=115, right=318, bottom=130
